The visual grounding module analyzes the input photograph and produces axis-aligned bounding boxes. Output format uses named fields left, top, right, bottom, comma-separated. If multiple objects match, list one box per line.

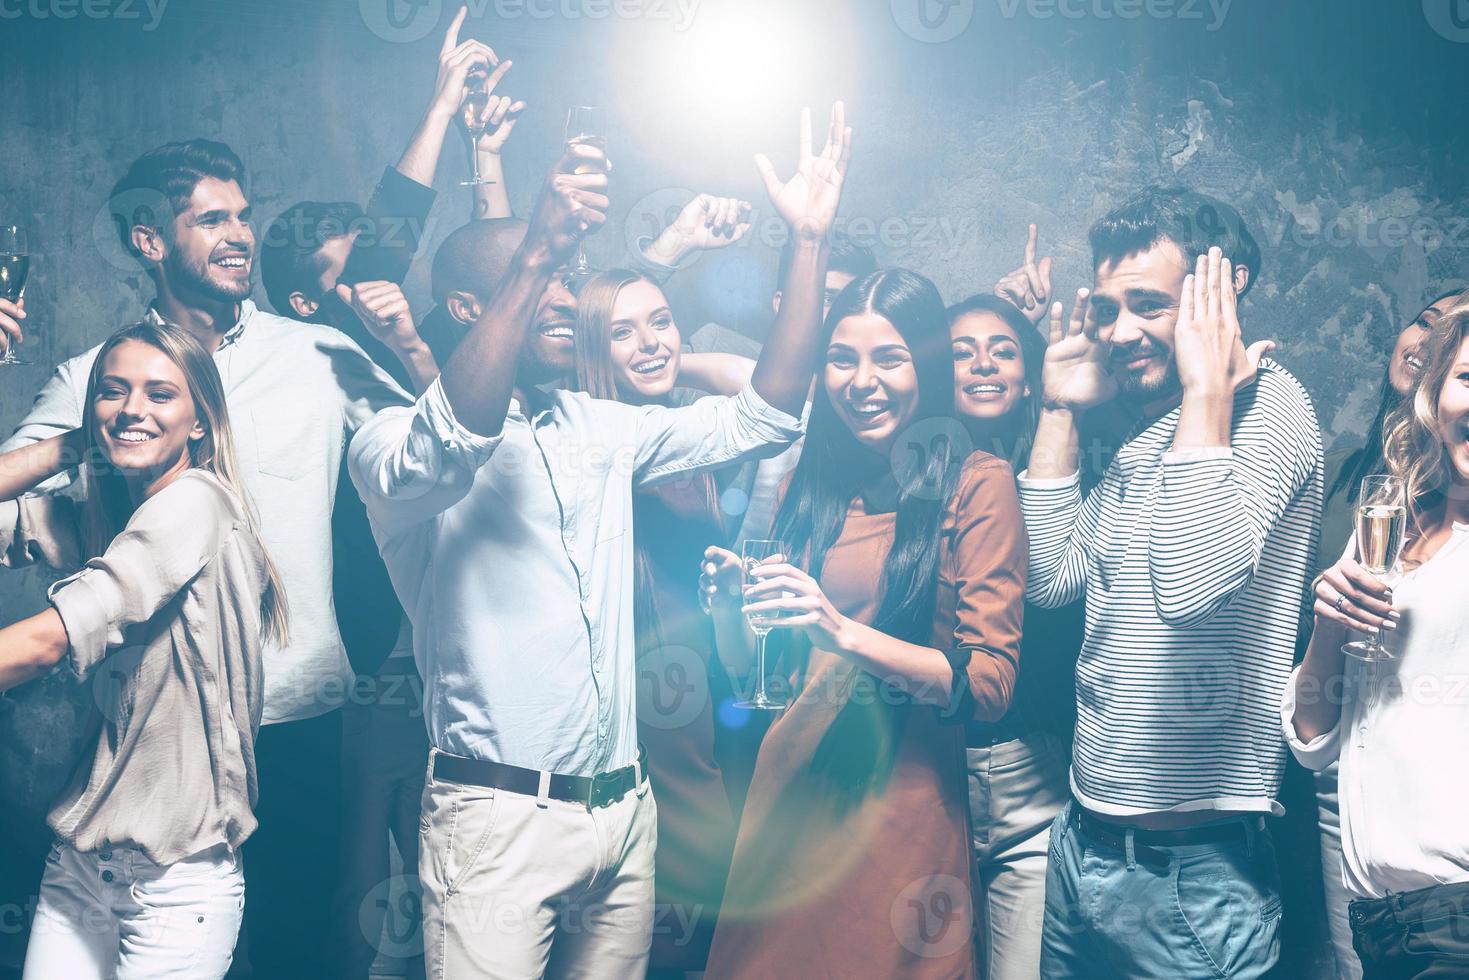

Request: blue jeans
left=1039, top=802, right=1282, bottom=978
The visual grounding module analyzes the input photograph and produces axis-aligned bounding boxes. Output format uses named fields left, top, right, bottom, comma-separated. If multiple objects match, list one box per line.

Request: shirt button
left=101, top=870, right=115, bottom=883
left=100, top=850, right=112, bottom=861
left=442, top=439, right=456, bottom=451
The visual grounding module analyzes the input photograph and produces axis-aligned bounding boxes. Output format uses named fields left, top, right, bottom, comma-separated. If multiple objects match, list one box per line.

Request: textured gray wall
left=1, top=0, right=1467, bottom=970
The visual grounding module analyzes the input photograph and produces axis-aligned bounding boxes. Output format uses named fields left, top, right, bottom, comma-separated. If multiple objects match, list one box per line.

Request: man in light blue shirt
left=350, top=105, right=852, bottom=978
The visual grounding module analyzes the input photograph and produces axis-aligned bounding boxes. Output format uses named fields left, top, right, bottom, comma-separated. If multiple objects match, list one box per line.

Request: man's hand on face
left=524, top=143, right=610, bottom=266
left=1040, top=288, right=1118, bottom=412
left=994, top=223, right=1054, bottom=327
left=1172, top=247, right=1274, bottom=399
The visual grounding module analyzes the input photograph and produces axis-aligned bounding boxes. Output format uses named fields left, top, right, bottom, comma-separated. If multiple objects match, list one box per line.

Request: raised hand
left=524, top=143, right=610, bottom=263
left=459, top=59, right=524, bottom=155
left=334, top=281, right=418, bottom=350
left=1041, top=288, right=1117, bottom=410
left=699, top=545, right=743, bottom=611
left=994, top=223, right=1054, bottom=326
left=1173, top=247, right=1274, bottom=397
left=430, top=7, right=498, bottom=121
left=647, top=194, right=753, bottom=267
left=754, top=103, right=852, bottom=243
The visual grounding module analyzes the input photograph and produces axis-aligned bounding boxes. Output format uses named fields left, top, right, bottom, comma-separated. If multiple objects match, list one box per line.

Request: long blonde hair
left=1382, top=303, right=1469, bottom=537
left=80, top=321, right=289, bottom=645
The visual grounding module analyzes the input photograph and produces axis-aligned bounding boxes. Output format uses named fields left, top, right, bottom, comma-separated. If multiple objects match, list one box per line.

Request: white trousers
left=22, top=840, right=244, bottom=980
left=419, top=748, right=657, bottom=980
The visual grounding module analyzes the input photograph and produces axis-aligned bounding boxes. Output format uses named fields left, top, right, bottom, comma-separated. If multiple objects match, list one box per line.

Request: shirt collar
left=144, top=299, right=254, bottom=351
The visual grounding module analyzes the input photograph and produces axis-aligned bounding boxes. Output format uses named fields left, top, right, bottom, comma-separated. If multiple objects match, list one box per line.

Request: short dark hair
left=1088, top=186, right=1262, bottom=299
left=430, top=218, right=528, bottom=306
left=259, top=201, right=364, bottom=316
left=776, top=231, right=878, bottom=289
left=108, top=139, right=246, bottom=259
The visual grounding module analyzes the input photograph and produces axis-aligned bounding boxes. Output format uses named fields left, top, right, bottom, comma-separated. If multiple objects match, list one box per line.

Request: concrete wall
left=2, top=0, right=1467, bottom=972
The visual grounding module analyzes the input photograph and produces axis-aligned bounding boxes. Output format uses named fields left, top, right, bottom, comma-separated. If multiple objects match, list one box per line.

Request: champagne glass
left=459, top=63, right=496, bottom=187
left=0, top=224, right=29, bottom=366
left=734, top=539, right=791, bottom=711
left=1342, top=474, right=1406, bottom=662
left=562, top=106, right=606, bottom=291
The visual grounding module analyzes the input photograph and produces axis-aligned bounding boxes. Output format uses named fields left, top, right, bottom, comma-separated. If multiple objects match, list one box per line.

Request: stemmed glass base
left=1342, top=638, right=1395, bottom=662
left=733, top=691, right=788, bottom=711
left=459, top=177, right=496, bottom=187
left=0, top=347, right=29, bottom=366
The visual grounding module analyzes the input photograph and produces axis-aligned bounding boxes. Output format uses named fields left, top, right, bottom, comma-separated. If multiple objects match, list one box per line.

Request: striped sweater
left=1019, top=360, right=1323, bottom=816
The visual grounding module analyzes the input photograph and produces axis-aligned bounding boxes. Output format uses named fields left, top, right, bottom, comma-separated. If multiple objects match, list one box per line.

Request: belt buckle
left=588, top=769, right=623, bottom=810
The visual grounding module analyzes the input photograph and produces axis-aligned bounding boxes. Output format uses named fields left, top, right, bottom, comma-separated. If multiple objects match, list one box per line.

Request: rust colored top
left=707, top=454, right=1026, bottom=979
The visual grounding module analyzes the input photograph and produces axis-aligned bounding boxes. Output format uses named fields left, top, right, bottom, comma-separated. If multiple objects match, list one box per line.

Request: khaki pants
left=419, top=748, right=657, bottom=979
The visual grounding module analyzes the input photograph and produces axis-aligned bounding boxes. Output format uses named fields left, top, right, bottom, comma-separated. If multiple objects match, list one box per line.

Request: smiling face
left=91, top=340, right=204, bottom=492
left=607, top=279, right=681, bottom=402
left=1089, top=240, right=1193, bottom=400
left=824, top=312, right=921, bottom=454
left=950, top=310, right=1029, bottom=421
left=1390, top=293, right=1459, bottom=395
left=157, top=177, right=255, bottom=304
left=518, top=272, right=579, bottom=383
left=1436, top=332, right=1469, bottom=485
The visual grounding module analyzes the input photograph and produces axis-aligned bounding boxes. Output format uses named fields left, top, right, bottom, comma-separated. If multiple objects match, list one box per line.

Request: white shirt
left=349, top=378, right=801, bottom=777
left=0, top=300, right=411, bottom=723
left=1020, top=361, right=1323, bottom=816
left=1282, top=522, right=1469, bottom=898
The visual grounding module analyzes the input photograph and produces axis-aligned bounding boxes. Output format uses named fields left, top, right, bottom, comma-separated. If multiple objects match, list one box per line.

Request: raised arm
left=0, top=429, right=85, bottom=501
left=748, top=103, right=852, bottom=417
left=394, top=7, right=497, bottom=189
left=440, top=143, right=607, bottom=437
left=677, top=352, right=755, bottom=397
left=460, top=59, right=523, bottom=221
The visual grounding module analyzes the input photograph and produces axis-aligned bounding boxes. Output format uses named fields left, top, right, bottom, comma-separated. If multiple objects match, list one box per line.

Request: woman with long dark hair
left=0, top=321, right=285, bottom=979
left=1285, top=303, right=1469, bottom=977
left=701, top=269, right=1026, bottom=978
left=571, top=267, right=744, bottom=978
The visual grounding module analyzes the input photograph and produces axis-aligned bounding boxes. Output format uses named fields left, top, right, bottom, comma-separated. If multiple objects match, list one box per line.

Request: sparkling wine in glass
left=735, top=539, right=792, bottom=711
left=0, top=224, right=30, bottom=366
left=460, top=63, right=496, bottom=187
left=562, top=106, right=606, bottom=291
left=1342, top=475, right=1406, bottom=662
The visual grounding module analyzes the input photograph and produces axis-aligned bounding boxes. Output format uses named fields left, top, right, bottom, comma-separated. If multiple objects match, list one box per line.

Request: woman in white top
left=1283, top=304, right=1469, bottom=978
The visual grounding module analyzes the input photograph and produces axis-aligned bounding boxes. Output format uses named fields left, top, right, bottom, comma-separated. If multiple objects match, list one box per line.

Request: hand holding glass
left=735, top=539, right=792, bottom=711
left=1342, top=475, right=1405, bottom=662
left=0, top=224, right=29, bottom=366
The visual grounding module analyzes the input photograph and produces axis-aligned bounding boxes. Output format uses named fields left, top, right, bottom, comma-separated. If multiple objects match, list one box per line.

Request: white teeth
left=851, top=401, right=888, bottom=417
left=1406, top=355, right=1424, bottom=369
left=632, top=358, right=668, bottom=375
left=114, top=431, right=154, bottom=443
left=542, top=326, right=573, bottom=339
left=215, top=257, right=247, bottom=269
left=965, top=383, right=1004, bottom=395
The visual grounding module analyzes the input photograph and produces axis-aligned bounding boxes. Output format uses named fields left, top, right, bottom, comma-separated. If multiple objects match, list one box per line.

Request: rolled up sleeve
left=349, top=376, right=502, bottom=535
left=0, top=495, right=82, bottom=571
left=47, top=475, right=235, bottom=681
left=632, top=384, right=803, bottom=488
left=1280, top=665, right=1343, bottom=770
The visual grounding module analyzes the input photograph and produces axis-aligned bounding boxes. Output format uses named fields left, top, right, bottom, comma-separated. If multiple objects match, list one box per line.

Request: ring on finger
left=1334, top=594, right=1349, bottom=614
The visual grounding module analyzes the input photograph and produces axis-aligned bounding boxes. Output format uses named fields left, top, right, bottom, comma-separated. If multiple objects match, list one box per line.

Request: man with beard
left=1018, top=187, right=1322, bottom=978
left=0, top=138, right=413, bottom=980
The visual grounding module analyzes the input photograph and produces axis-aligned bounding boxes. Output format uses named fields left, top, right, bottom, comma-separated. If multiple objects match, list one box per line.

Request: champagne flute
left=0, top=224, right=30, bottom=366
left=1342, top=474, right=1406, bottom=662
left=734, top=539, right=791, bottom=711
left=459, top=63, right=496, bottom=187
left=562, top=106, right=606, bottom=291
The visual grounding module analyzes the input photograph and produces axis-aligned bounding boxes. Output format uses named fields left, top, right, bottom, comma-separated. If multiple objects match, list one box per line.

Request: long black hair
left=946, top=293, right=1048, bottom=470
left=769, top=268, right=964, bottom=809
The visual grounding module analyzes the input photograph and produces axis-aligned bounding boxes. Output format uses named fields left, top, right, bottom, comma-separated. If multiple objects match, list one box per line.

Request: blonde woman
left=0, top=321, right=285, bottom=980
left=1284, top=306, right=1469, bottom=978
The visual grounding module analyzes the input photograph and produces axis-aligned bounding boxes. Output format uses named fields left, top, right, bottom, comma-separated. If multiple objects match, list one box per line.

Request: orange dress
left=706, top=454, right=1027, bottom=979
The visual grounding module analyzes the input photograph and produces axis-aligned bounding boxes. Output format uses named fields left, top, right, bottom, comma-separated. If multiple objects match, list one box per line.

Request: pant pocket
left=442, top=788, right=501, bottom=897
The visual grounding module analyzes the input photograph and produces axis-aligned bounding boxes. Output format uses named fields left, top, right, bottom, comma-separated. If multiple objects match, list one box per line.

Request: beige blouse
left=0, top=470, right=269, bottom=864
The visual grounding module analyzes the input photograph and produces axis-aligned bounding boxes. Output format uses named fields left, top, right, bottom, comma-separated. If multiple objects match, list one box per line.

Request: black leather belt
left=1074, top=805, right=1262, bottom=853
left=432, top=748, right=647, bottom=811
